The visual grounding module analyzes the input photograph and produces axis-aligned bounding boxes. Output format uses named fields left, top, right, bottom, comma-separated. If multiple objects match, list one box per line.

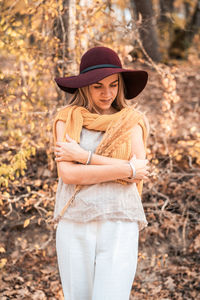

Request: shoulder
left=133, top=107, right=149, bottom=128
left=127, top=106, right=149, bottom=129
left=54, top=105, right=71, bottom=122
left=138, top=112, right=149, bottom=135
left=53, top=105, right=71, bottom=143
left=130, top=107, right=150, bottom=143
left=132, top=124, right=143, bottom=135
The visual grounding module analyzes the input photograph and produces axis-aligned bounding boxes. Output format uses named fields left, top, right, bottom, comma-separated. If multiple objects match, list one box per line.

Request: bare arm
left=58, top=162, right=133, bottom=185
left=54, top=124, right=146, bottom=165
left=130, top=124, right=146, bottom=160
left=124, top=124, right=146, bottom=184
left=55, top=131, right=129, bottom=166
left=55, top=121, right=133, bottom=185
left=54, top=121, right=148, bottom=185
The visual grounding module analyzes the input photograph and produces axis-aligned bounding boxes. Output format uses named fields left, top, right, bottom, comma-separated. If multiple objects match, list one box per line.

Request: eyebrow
left=94, top=79, right=119, bottom=85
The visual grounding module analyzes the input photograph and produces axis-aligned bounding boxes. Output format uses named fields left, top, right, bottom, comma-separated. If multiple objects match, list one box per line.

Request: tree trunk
left=53, top=0, right=69, bottom=76
left=53, top=0, right=77, bottom=102
left=186, top=0, right=200, bottom=43
left=67, top=0, right=77, bottom=74
left=53, top=0, right=77, bottom=74
left=169, top=0, right=200, bottom=58
left=159, top=0, right=174, bottom=22
left=131, top=0, right=162, bottom=62
left=158, top=0, right=175, bottom=59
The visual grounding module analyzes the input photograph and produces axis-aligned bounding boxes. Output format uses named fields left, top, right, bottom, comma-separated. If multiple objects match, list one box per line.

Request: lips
left=100, top=99, right=112, bottom=103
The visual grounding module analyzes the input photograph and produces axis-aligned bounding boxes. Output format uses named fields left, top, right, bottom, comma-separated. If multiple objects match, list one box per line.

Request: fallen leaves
left=0, top=58, right=200, bottom=299
left=0, top=258, right=7, bottom=269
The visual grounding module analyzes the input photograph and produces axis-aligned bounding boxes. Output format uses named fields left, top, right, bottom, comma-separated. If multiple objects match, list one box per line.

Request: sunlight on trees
left=0, top=0, right=199, bottom=298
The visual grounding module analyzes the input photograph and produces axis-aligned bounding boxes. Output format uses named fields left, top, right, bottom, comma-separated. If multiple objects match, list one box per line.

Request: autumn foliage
left=0, top=0, right=200, bottom=299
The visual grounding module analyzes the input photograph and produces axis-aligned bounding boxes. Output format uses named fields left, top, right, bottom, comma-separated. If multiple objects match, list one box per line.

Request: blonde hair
left=68, top=74, right=128, bottom=113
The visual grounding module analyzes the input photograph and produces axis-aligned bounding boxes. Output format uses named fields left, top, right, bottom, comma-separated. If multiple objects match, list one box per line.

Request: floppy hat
left=55, top=46, right=148, bottom=99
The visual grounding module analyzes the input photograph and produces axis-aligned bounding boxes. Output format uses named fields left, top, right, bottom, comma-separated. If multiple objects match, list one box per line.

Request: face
left=88, top=74, right=119, bottom=114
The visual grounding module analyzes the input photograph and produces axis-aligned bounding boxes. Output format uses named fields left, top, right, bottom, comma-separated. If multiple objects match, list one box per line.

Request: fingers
left=65, top=133, right=73, bottom=142
left=55, top=156, right=63, bottom=162
left=53, top=146, right=60, bottom=151
left=66, top=134, right=76, bottom=143
left=142, top=159, right=149, bottom=165
left=54, top=142, right=67, bottom=155
left=53, top=143, right=67, bottom=156
left=53, top=145, right=62, bottom=157
left=131, top=154, right=136, bottom=161
left=134, top=167, right=150, bottom=180
left=53, top=146, right=60, bottom=156
left=55, top=134, right=75, bottom=148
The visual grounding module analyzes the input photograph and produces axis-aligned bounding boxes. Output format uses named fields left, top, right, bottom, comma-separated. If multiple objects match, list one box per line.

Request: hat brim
left=55, top=68, right=148, bottom=99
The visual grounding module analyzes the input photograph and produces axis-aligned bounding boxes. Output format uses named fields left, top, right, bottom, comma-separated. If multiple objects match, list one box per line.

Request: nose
left=102, top=87, right=112, bottom=97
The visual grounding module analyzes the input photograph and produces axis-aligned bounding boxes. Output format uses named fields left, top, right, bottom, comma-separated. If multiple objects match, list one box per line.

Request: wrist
left=123, top=163, right=133, bottom=178
left=78, top=149, right=89, bottom=164
left=128, top=161, right=136, bottom=179
left=78, top=149, right=93, bottom=165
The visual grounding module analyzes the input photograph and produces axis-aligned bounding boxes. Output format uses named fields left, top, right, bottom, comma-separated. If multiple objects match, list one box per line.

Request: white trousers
left=56, top=219, right=139, bottom=300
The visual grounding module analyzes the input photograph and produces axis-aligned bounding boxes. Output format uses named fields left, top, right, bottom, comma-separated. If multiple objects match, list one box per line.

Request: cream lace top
left=54, top=128, right=148, bottom=230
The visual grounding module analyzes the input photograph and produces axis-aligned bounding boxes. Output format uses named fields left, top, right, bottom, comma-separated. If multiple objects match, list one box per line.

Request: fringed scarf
left=53, top=105, right=148, bottom=221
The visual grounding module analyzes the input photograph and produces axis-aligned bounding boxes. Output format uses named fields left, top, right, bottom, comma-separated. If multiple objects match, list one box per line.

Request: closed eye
left=93, top=84, right=118, bottom=89
left=92, top=79, right=119, bottom=89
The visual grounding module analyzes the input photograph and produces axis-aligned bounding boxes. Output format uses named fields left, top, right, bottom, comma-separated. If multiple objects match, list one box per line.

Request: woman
left=53, top=46, right=149, bottom=300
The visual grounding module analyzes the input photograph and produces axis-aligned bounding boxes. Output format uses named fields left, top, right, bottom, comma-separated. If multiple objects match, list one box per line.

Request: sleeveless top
left=54, top=128, right=148, bottom=231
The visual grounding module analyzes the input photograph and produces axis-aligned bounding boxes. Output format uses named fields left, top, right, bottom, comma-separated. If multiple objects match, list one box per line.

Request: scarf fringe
left=52, top=105, right=148, bottom=224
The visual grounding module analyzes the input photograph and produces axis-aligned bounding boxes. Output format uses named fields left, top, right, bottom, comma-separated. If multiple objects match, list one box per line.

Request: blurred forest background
left=0, top=0, right=199, bottom=299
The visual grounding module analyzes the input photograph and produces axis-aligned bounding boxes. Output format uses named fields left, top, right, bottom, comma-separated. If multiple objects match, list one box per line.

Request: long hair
left=68, top=74, right=128, bottom=113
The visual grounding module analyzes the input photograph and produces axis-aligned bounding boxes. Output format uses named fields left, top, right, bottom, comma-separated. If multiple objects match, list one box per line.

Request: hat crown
left=80, top=46, right=122, bottom=73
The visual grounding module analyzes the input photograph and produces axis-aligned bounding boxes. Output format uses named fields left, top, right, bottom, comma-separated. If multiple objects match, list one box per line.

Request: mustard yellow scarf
left=53, top=105, right=148, bottom=195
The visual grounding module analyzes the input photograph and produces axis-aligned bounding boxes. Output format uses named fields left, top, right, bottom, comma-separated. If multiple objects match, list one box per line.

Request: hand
left=125, top=178, right=143, bottom=184
left=54, top=134, right=87, bottom=163
left=127, top=155, right=149, bottom=182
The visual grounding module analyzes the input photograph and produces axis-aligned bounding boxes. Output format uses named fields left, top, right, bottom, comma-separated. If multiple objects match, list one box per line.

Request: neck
left=90, top=106, right=118, bottom=115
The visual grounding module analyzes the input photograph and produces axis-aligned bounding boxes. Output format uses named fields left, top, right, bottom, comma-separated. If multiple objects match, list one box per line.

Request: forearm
left=77, top=152, right=142, bottom=183
left=58, top=161, right=132, bottom=185
left=78, top=150, right=128, bottom=166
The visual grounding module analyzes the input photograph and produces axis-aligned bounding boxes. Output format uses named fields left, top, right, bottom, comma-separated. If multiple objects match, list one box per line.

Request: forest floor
left=0, top=58, right=200, bottom=299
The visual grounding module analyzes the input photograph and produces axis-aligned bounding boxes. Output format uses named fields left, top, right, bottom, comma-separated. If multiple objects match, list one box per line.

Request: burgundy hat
left=55, top=46, right=148, bottom=99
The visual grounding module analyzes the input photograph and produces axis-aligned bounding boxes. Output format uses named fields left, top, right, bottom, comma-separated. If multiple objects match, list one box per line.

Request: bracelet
left=128, top=161, right=136, bottom=179
left=85, top=150, right=92, bottom=165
